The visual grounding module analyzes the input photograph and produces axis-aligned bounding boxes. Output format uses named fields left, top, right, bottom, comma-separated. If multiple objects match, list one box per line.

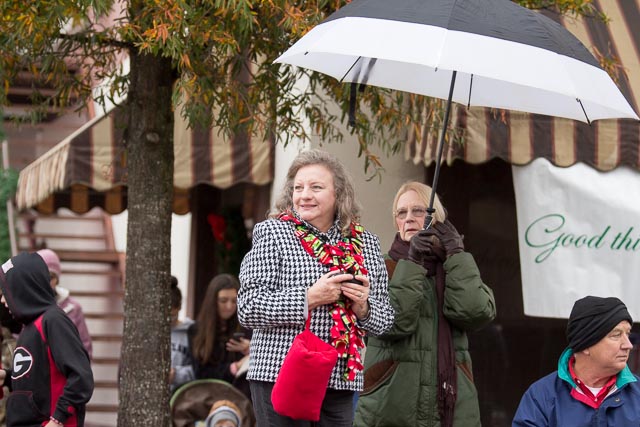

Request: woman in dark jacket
left=354, top=181, right=496, bottom=427
left=188, top=274, right=251, bottom=396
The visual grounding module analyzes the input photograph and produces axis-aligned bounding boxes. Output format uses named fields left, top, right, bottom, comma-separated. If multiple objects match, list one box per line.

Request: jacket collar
left=557, top=347, right=637, bottom=389
left=290, top=209, right=341, bottom=240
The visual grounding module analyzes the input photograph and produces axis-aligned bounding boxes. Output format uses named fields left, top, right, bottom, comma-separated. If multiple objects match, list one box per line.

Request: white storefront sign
left=512, top=158, right=640, bottom=319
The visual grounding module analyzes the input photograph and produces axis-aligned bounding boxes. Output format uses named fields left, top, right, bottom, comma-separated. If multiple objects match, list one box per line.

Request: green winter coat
left=354, top=252, right=496, bottom=427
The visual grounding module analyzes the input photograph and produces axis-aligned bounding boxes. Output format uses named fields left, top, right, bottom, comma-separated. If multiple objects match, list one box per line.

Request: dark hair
left=192, top=274, right=241, bottom=365
left=270, top=149, right=361, bottom=236
left=170, top=276, right=182, bottom=310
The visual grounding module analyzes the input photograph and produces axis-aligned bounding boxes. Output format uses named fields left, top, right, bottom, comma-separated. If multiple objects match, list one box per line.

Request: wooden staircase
left=17, top=208, right=123, bottom=427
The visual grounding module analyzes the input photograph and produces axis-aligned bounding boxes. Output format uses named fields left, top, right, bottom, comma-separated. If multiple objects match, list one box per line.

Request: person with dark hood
left=513, top=295, right=640, bottom=426
left=0, top=252, right=93, bottom=427
left=354, top=181, right=496, bottom=427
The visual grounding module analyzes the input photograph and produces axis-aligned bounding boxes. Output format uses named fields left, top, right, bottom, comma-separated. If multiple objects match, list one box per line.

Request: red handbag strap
left=305, top=311, right=311, bottom=330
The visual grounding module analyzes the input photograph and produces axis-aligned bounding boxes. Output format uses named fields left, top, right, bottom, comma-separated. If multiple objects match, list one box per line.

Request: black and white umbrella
left=275, top=0, right=639, bottom=224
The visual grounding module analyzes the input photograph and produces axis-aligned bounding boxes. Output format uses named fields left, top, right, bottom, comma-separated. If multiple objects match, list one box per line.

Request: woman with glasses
left=354, top=181, right=496, bottom=427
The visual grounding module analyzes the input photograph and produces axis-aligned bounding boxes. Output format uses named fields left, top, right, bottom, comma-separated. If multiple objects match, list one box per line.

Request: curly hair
left=270, top=149, right=361, bottom=236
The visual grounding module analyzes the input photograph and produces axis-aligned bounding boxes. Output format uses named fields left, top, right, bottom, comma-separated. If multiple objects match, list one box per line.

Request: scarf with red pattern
left=279, top=212, right=367, bottom=381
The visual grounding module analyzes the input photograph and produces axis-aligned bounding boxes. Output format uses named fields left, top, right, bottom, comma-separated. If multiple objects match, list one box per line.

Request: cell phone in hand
left=347, top=277, right=363, bottom=286
left=232, top=332, right=246, bottom=340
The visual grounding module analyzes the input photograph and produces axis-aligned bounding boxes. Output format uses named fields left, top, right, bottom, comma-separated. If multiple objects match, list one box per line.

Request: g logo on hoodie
left=12, top=347, right=33, bottom=379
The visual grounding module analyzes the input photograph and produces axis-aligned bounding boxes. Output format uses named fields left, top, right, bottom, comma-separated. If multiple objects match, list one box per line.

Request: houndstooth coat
left=238, top=217, right=395, bottom=391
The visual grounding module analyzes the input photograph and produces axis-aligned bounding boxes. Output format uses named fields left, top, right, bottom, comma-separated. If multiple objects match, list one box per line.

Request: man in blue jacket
left=0, top=252, right=93, bottom=427
left=513, top=296, right=640, bottom=426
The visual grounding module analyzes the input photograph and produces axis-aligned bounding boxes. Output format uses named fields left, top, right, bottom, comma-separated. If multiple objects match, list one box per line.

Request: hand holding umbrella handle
left=408, top=229, right=436, bottom=265
left=431, top=219, right=464, bottom=257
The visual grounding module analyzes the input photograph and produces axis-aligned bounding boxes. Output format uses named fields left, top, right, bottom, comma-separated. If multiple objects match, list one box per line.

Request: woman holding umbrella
left=354, top=181, right=496, bottom=427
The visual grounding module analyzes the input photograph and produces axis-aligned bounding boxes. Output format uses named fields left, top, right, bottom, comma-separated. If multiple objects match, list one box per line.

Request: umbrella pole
left=425, top=71, right=457, bottom=229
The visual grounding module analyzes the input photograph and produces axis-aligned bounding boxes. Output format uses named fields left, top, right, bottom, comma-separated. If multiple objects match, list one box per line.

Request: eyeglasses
left=394, top=207, right=428, bottom=220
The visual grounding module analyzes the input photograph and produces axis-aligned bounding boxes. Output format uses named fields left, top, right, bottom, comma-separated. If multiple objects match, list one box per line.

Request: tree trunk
left=118, top=50, right=174, bottom=426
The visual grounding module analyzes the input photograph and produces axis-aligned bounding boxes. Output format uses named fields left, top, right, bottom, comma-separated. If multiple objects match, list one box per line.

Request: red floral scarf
left=279, top=212, right=367, bottom=381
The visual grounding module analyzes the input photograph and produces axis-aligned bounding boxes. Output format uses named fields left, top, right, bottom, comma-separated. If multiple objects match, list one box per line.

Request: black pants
left=249, top=380, right=355, bottom=427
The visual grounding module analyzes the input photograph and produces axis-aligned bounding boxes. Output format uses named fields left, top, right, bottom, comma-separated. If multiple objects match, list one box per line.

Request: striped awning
left=16, top=107, right=274, bottom=215
left=407, top=0, right=640, bottom=171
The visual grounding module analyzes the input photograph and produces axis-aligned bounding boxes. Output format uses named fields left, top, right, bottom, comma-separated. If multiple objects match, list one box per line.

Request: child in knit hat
left=204, top=399, right=242, bottom=427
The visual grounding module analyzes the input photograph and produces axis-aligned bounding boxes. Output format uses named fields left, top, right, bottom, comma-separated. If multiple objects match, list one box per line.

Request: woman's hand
left=430, top=219, right=464, bottom=257
left=340, top=274, right=370, bottom=320
left=231, top=355, right=250, bottom=377
left=408, top=230, right=436, bottom=264
left=226, top=337, right=250, bottom=355
left=307, top=271, right=352, bottom=310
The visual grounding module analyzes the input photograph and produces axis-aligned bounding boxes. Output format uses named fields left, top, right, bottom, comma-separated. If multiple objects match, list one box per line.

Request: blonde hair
left=270, top=149, right=361, bottom=236
left=392, top=181, right=446, bottom=229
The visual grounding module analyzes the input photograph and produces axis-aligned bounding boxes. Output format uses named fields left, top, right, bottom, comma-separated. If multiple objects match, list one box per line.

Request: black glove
left=408, top=229, right=436, bottom=265
left=431, top=219, right=464, bottom=257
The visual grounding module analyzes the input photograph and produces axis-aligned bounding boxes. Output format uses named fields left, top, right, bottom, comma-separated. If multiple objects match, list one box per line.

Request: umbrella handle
left=423, top=214, right=435, bottom=230
left=348, top=82, right=357, bottom=127
left=426, top=71, right=457, bottom=229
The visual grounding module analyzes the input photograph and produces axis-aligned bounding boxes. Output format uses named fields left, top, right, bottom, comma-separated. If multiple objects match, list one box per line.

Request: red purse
left=271, top=312, right=339, bottom=421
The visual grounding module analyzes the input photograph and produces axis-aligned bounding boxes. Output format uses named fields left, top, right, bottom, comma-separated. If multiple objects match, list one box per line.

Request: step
left=92, top=342, right=122, bottom=359
left=92, top=335, right=123, bottom=342
left=85, top=313, right=124, bottom=320
left=18, top=232, right=107, bottom=240
left=93, top=357, right=121, bottom=365
left=86, top=404, right=119, bottom=412
left=94, top=381, right=118, bottom=389
left=63, top=269, right=122, bottom=277
left=55, top=250, right=121, bottom=263
left=71, top=290, right=124, bottom=297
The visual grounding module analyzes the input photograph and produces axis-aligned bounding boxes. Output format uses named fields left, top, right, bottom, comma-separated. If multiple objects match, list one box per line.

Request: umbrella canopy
left=407, top=1, right=640, bottom=172
left=275, top=0, right=638, bottom=123
left=276, top=0, right=639, bottom=223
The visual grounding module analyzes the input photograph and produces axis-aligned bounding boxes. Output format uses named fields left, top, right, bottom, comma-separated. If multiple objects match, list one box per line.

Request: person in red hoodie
left=0, top=252, right=93, bottom=427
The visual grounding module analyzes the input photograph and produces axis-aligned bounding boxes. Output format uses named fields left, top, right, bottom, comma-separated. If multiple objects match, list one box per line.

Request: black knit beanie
left=567, top=296, right=633, bottom=352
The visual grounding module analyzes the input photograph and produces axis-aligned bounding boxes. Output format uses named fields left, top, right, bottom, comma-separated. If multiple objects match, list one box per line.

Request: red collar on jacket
left=568, top=355, right=617, bottom=408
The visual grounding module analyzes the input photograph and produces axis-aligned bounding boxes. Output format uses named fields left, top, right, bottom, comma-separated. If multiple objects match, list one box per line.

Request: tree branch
left=58, top=32, right=133, bottom=51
